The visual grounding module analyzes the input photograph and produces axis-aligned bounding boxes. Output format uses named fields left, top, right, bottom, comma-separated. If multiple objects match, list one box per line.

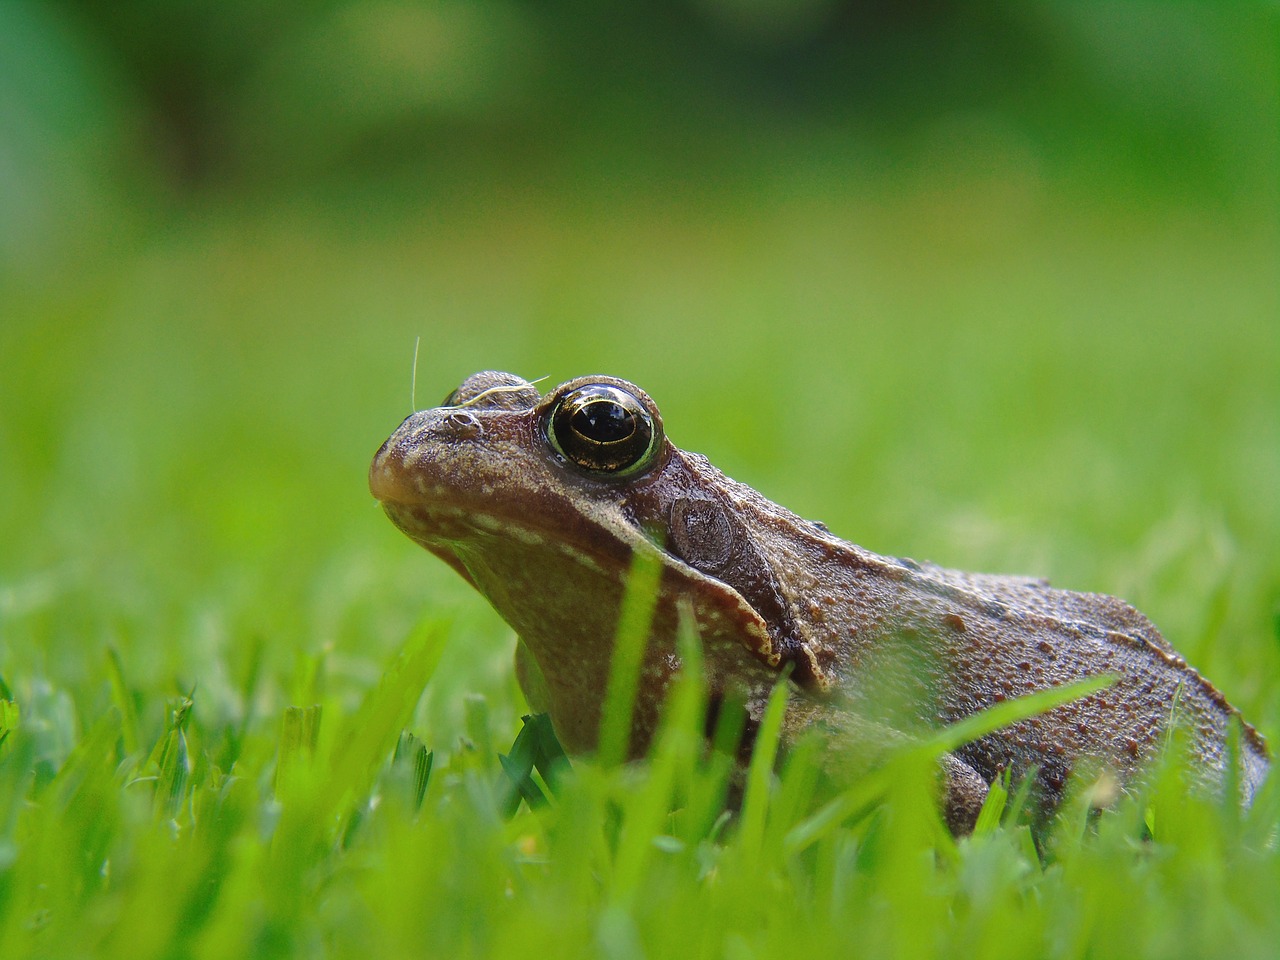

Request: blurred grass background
left=1, top=0, right=1277, bottom=835
left=1, top=3, right=1279, bottom=957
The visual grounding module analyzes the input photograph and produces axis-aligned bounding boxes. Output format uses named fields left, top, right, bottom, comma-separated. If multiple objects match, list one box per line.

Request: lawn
left=1, top=4, right=1278, bottom=956
left=2, top=170, right=1277, bottom=958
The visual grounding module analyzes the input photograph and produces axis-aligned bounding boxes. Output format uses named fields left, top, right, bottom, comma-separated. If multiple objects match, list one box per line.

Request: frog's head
left=371, top=371, right=830, bottom=750
left=369, top=371, right=676, bottom=585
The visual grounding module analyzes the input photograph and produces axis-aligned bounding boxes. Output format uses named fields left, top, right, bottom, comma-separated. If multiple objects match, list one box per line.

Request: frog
left=369, top=370, right=1269, bottom=832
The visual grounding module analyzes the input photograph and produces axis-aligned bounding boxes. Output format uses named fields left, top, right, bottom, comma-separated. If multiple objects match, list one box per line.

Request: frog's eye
left=547, top=384, right=660, bottom=476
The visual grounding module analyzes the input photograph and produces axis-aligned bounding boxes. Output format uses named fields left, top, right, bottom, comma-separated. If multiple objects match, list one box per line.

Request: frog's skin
left=370, top=371, right=1269, bottom=831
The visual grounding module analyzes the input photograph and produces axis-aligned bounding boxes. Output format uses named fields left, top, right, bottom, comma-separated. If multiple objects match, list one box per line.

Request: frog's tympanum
left=370, top=371, right=1268, bottom=831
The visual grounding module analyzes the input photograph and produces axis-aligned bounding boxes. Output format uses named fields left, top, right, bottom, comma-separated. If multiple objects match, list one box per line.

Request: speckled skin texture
left=370, top=372, right=1268, bottom=831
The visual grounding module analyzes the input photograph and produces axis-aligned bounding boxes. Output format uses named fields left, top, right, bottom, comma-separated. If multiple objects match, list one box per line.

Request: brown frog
left=369, top=371, right=1268, bottom=831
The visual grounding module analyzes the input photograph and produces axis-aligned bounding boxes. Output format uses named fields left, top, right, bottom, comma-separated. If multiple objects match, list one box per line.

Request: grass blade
left=597, top=549, right=663, bottom=769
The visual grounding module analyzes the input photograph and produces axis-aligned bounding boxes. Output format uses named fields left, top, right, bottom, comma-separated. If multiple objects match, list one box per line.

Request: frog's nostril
left=441, top=410, right=483, bottom=440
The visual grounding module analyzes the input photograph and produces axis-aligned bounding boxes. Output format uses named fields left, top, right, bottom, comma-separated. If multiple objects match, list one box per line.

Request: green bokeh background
left=2, top=0, right=1277, bottom=747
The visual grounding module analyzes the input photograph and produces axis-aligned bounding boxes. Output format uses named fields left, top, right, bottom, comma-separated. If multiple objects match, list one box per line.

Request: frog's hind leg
left=783, top=699, right=989, bottom=835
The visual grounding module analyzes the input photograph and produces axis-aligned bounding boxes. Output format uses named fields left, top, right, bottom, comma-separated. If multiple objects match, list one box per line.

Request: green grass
left=1, top=166, right=1278, bottom=958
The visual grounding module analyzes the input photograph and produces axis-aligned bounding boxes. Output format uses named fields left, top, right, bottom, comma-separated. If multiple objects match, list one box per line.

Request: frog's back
left=879, top=555, right=1270, bottom=806
left=909, top=561, right=1180, bottom=656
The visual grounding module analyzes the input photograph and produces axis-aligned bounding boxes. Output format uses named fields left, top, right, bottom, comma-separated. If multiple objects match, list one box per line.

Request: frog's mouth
left=370, top=430, right=642, bottom=574
left=376, top=495, right=638, bottom=586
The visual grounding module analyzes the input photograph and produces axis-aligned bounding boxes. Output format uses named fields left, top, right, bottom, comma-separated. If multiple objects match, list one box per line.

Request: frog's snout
left=368, top=441, right=408, bottom=504
left=369, top=412, right=431, bottom=504
left=370, top=407, right=492, bottom=505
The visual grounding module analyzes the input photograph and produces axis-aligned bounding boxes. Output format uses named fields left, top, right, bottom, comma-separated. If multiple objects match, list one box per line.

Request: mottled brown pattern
left=371, top=372, right=1269, bottom=831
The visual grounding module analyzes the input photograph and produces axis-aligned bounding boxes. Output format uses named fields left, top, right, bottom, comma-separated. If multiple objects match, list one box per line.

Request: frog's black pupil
left=572, top=401, right=633, bottom=443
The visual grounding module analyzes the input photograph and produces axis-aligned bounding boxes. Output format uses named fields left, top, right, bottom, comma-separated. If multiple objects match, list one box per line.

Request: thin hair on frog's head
left=444, top=376, right=549, bottom=410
